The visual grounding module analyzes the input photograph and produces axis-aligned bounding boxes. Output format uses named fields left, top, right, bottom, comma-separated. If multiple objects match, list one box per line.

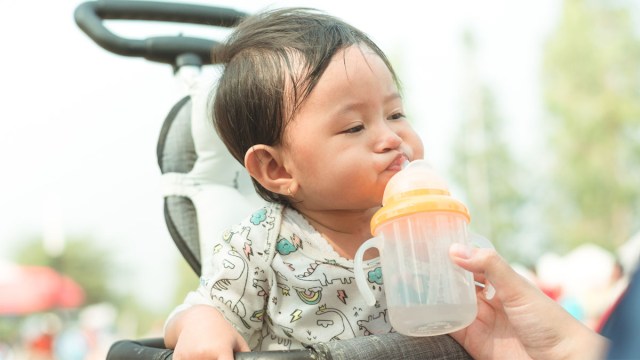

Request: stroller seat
left=75, top=1, right=473, bottom=359
left=109, top=66, right=473, bottom=360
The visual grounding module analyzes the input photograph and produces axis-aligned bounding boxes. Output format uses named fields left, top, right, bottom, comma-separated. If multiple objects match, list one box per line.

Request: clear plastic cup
left=354, top=160, right=477, bottom=336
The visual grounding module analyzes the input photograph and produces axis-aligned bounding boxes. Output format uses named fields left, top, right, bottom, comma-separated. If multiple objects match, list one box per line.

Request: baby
left=164, top=7, right=424, bottom=358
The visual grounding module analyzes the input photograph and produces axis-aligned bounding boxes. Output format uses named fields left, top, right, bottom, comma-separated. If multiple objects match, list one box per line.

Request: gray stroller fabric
left=310, top=333, right=471, bottom=360
left=233, top=333, right=471, bottom=360
left=158, top=96, right=202, bottom=275
left=108, top=333, right=472, bottom=360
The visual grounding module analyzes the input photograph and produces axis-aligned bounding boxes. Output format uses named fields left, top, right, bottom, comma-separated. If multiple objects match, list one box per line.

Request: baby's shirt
left=180, top=202, right=391, bottom=350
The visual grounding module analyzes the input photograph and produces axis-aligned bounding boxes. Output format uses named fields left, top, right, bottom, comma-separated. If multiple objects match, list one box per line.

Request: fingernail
left=484, top=280, right=496, bottom=300
left=450, top=243, right=472, bottom=259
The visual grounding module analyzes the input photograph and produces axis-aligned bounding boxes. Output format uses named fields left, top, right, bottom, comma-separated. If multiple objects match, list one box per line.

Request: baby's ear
left=244, top=145, right=293, bottom=196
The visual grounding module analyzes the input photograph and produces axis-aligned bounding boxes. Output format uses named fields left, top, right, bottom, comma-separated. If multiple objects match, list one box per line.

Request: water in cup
left=389, top=304, right=477, bottom=335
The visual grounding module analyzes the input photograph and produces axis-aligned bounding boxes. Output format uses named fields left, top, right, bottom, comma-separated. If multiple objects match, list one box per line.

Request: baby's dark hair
left=212, top=7, right=399, bottom=204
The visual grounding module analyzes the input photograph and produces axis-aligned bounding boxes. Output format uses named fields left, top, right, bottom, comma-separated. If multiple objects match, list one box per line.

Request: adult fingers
left=450, top=244, right=539, bottom=304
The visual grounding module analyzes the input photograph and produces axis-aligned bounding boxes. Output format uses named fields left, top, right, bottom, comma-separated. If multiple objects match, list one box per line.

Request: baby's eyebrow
left=335, top=101, right=366, bottom=115
left=385, top=92, right=403, bottom=103
left=335, top=92, right=403, bottom=114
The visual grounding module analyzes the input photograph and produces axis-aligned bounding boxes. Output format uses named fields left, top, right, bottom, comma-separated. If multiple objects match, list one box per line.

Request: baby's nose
left=376, top=127, right=402, bottom=152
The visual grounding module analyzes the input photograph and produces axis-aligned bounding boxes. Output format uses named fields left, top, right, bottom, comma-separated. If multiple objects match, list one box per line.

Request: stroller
left=74, top=1, right=473, bottom=359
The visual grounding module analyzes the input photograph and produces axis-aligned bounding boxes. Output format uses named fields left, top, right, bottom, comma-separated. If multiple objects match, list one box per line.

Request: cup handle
left=353, top=237, right=381, bottom=307
left=469, top=233, right=496, bottom=299
left=470, top=233, right=494, bottom=250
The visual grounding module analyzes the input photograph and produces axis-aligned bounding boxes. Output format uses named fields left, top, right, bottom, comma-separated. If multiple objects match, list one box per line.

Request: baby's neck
left=293, top=207, right=379, bottom=260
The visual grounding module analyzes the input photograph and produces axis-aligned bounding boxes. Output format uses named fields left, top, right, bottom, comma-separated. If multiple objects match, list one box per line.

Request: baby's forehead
left=281, top=43, right=396, bottom=115
left=284, top=44, right=383, bottom=89
left=286, top=43, right=375, bottom=74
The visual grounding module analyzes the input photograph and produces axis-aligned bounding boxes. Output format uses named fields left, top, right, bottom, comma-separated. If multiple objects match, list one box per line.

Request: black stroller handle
left=74, top=0, right=246, bottom=65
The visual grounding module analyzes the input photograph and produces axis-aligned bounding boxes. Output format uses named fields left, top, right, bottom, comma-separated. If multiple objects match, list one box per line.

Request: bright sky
left=0, top=0, right=558, bottom=311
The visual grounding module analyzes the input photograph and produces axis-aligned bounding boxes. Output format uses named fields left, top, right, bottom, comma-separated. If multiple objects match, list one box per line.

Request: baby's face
left=281, top=45, right=424, bottom=211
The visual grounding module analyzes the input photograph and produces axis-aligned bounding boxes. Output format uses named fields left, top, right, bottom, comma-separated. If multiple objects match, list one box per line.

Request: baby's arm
left=164, top=304, right=250, bottom=360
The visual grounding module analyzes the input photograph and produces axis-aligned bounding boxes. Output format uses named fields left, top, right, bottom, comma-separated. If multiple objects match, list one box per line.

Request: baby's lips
left=386, top=154, right=408, bottom=172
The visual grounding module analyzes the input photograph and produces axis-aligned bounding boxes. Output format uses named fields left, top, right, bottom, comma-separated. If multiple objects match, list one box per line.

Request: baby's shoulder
left=221, top=203, right=285, bottom=264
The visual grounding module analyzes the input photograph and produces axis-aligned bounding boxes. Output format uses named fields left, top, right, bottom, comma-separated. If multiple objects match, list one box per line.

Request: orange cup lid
left=370, top=160, right=470, bottom=234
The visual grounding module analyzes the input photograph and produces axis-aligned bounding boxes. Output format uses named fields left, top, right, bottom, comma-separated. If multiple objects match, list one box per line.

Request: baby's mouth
left=387, top=154, right=409, bottom=171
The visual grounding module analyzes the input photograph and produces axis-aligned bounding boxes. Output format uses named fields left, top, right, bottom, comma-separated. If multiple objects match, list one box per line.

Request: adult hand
left=449, top=244, right=609, bottom=360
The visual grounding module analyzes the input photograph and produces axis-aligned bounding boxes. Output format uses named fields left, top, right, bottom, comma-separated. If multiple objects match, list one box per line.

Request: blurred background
left=2, top=0, right=640, bottom=358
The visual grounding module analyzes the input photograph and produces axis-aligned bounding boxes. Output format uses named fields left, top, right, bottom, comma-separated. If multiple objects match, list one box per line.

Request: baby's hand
left=168, top=305, right=250, bottom=360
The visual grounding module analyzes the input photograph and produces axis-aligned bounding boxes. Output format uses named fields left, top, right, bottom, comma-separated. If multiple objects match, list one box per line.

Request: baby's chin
left=376, top=181, right=390, bottom=200
left=337, top=196, right=383, bottom=213
left=370, top=190, right=385, bottom=207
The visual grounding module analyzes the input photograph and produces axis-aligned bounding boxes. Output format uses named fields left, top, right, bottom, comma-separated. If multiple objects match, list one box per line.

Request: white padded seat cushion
left=160, top=69, right=264, bottom=266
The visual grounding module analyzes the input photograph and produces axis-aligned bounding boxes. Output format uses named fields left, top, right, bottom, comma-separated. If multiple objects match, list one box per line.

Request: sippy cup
left=354, top=160, right=477, bottom=337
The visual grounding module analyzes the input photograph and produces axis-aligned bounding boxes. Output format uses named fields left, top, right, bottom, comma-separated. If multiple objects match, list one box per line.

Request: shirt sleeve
left=175, top=205, right=280, bottom=341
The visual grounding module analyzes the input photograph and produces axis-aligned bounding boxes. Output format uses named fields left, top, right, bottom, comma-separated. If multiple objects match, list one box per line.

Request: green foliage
left=172, top=256, right=200, bottom=307
left=542, top=0, right=640, bottom=251
left=0, top=317, right=21, bottom=345
left=114, top=293, right=169, bottom=338
left=450, top=32, right=529, bottom=262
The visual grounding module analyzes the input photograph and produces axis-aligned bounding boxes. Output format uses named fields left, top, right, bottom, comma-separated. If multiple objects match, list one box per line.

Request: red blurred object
left=0, top=264, right=85, bottom=315
left=540, top=284, right=563, bottom=301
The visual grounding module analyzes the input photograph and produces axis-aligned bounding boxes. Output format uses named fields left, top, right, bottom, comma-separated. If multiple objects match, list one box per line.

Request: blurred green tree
left=542, top=0, right=640, bottom=252
left=450, top=31, right=529, bottom=261
left=172, top=255, right=200, bottom=307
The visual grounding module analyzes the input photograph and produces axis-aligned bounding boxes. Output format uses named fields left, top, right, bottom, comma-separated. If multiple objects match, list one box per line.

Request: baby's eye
left=342, top=124, right=365, bottom=134
left=389, top=112, right=406, bottom=121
